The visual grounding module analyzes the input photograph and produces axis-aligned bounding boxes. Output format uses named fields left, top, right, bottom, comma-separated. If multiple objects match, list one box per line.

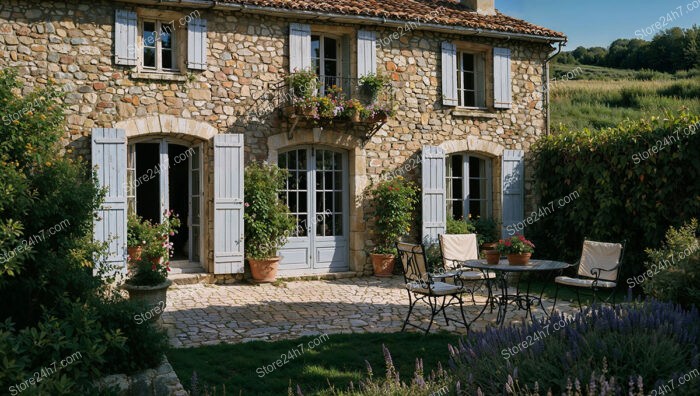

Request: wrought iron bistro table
left=462, top=259, right=572, bottom=326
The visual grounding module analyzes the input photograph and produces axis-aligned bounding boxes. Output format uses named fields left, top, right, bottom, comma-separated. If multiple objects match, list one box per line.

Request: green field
left=549, top=67, right=700, bottom=131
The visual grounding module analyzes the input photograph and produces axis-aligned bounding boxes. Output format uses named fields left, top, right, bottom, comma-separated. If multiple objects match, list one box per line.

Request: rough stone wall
left=0, top=0, right=551, bottom=274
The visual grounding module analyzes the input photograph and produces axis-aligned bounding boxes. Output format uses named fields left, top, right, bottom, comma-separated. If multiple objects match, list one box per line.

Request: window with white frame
left=141, top=19, right=178, bottom=71
left=311, top=34, right=341, bottom=92
left=446, top=154, right=492, bottom=220
left=457, top=52, right=486, bottom=108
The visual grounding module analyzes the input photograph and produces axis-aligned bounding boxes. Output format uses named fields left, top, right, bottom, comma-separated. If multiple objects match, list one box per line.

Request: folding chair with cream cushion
left=551, top=240, right=625, bottom=313
left=438, top=234, right=496, bottom=304
left=396, top=242, right=470, bottom=334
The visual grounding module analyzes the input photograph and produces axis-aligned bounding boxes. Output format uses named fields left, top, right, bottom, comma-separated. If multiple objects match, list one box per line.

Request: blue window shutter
left=114, top=9, right=137, bottom=66
left=357, top=30, right=377, bottom=77
left=421, top=146, right=447, bottom=244
left=188, top=17, right=208, bottom=70
left=494, top=47, right=512, bottom=109
left=289, top=23, right=311, bottom=73
left=213, top=134, right=245, bottom=274
left=441, top=42, right=457, bottom=106
left=501, top=149, right=524, bottom=238
left=92, top=128, right=128, bottom=275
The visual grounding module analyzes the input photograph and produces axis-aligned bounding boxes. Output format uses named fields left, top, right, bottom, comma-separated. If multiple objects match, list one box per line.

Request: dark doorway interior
left=169, top=144, right=190, bottom=260
left=135, top=143, right=160, bottom=224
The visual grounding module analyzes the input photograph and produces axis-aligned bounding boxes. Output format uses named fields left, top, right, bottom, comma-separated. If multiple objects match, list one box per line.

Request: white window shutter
left=494, top=47, right=512, bottom=109
left=501, top=149, right=524, bottom=238
left=92, top=128, right=128, bottom=275
left=213, top=134, right=245, bottom=274
left=188, top=17, right=208, bottom=70
left=114, top=9, right=137, bottom=66
left=441, top=42, right=458, bottom=107
left=289, top=23, right=311, bottom=73
left=421, top=146, right=447, bottom=244
left=357, top=30, right=377, bottom=77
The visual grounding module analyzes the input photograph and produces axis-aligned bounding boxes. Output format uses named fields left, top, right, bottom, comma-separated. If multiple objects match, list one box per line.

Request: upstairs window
left=457, top=51, right=485, bottom=108
left=142, top=20, right=178, bottom=71
left=311, top=34, right=341, bottom=90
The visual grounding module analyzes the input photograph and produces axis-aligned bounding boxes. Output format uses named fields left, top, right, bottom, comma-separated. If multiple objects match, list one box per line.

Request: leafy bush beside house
left=0, top=69, right=167, bottom=394
left=528, top=111, right=700, bottom=278
left=641, top=220, right=700, bottom=307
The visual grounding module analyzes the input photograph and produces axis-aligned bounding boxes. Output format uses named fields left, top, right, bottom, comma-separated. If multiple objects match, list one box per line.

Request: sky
left=497, top=0, right=699, bottom=50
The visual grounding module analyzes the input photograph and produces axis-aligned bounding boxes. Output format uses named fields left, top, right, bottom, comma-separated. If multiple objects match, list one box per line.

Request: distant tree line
left=555, top=26, right=700, bottom=73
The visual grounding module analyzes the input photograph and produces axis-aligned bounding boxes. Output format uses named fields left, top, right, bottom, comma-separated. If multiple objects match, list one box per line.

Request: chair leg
left=442, top=296, right=450, bottom=325
left=402, top=293, right=416, bottom=332
left=458, top=295, right=470, bottom=333
left=425, top=296, right=437, bottom=335
left=550, top=283, right=561, bottom=316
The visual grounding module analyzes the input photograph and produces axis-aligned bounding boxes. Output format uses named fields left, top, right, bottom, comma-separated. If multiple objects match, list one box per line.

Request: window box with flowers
left=497, top=235, right=535, bottom=265
left=368, top=177, right=419, bottom=276
left=124, top=211, right=181, bottom=321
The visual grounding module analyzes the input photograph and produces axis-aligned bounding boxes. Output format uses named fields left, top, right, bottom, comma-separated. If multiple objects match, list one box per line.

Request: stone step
left=169, top=272, right=212, bottom=285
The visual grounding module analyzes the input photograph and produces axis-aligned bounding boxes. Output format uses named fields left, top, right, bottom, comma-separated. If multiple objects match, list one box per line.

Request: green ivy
left=369, top=177, right=419, bottom=254
left=528, top=110, right=700, bottom=278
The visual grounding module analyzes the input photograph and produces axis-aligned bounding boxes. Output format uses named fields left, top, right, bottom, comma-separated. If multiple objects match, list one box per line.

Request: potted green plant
left=127, top=213, right=148, bottom=262
left=123, top=211, right=181, bottom=321
left=359, top=72, right=389, bottom=103
left=244, top=162, right=296, bottom=283
left=286, top=68, right=318, bottom=116
left=497, top=235, right=535, bottom=265
left=343, top=98, right=364, bottom=122
left=368, top=176, right=419, bottom=276
left=360, top=102, right=396, bottom=123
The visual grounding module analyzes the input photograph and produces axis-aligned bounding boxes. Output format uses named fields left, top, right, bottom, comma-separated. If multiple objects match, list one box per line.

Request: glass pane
left=192, top=147, right=200, bottom=170
left=324, top=60, right=337, bottom=78
left=298, top=192, right=307, bottom=213
left=289, top=150, right=297, bottom=170
left=192, top=196, right=200, bottom=223
left=191, top=170, right=200, bottom=195
left=469, top=156, right=482, bottom=178
left=161, top=24, right=173, bottom=48
left=161, top=49, right=173, bottom=69
left=299, top=171, right=307, bottom=189
left=311, top=36, right=321, bottom=59
left=334, top=152, right=342, bottom=171
left=298, top=149, right=307, bottom=171
left=469, top=179, right=481, bottom=199
left=143, top=47, right=156, bottom=68
left=452, top=179, right=463, bottom=199
left=324, top=37, right=337, bottom=59
left=462, top=53, right=474, bottom=71
left=464, top=71, right=475, bottom=90
left=316, top=191, right=324, bottom=213
left=450, top=155, right=462, bottom=177
left=296, top=216, right=307, bottom=237
left=334, top=190, right=341, bottom=212
left=464, top=91, right=476, bottom=107
left=454, top=200, right=464, bottom=220
left=325, top=192, right=333, bottom=212
left=289, top=192, right=298, bottom=212
left=192, top=226, right=200, bottom=262
left=324, top=172, right=333, bottom=191
left=469, top=201, right=481, bottom=217
left=333, top=171, right=341, bottom=192
left=143, top=22, right=156, bottom=47
left=278, top=152, right=287, bottom=169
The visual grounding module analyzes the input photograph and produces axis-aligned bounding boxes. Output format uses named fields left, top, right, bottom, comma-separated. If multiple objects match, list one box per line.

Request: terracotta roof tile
left=219, top=0, right=566, bottom=39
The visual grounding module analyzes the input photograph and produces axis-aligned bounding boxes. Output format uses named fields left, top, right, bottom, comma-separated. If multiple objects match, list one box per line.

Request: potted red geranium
left=497, top=235, right=535, bottom=265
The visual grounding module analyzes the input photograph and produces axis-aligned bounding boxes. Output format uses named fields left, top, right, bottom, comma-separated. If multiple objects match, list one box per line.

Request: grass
left=550, top=77, right=700, bottom=132
left=168, top=332, right=459, bottom=396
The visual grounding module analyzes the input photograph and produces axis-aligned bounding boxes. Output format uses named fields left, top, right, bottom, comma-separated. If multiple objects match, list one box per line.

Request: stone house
left=0, top=0, right=566, bottom=280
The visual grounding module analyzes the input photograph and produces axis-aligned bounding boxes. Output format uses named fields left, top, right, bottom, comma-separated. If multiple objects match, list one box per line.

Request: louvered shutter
left=92, top=128, right=128, bottom=274
left=421, top=146, right=447, bottom=244
left=289, top=23, right=311, bottom=72
left=213, top=134, right=245, bottom=274
left=494, top=47, right=512, bottom=109
left=357, top=30, right=377, bottom=77
left=114, top=10, right=137, bottom=66
left=441, top=42, right=458, bottom=106
left=188, top=17, right=208, bottom=70
left=501, top=149, right=524, bottom=237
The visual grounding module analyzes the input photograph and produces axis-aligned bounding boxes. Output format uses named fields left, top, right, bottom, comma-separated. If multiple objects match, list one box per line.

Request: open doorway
left=128, top=139, right=202, bottom=265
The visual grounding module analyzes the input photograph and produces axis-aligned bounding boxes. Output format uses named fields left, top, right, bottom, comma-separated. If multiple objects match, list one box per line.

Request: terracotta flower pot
left=483, top=250, right=501, bottom=265
left=507, top=253, right=532, bottom=266
left=296, top=105, right=317, bottom=118
left=123, top=279, right=172, bottom=322
left=365, top=112, right=388, bottom=124
left=371, top=253, right=395, bottom=277
left=127, top=246, right=143, bottom=263
left=249, top=257, right=280, bottom=283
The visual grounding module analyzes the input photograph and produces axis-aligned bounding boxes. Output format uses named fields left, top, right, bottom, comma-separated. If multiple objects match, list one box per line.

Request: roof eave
left=115, top=0, right=567, bottom=43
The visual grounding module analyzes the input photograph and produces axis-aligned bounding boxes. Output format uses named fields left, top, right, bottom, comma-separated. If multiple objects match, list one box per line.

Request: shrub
left=243, top=162, right=295, bottom=259
left=450, top=300, right=699, bottom=394
left=287, top=68, right=318, bottom=99
left=446, top=218, right=474, bottom=235
left=529, top=111, right=700, bottom=278
left=368, top=177, right=419, bottom=254
left=640, top=220, right=700, bottom=307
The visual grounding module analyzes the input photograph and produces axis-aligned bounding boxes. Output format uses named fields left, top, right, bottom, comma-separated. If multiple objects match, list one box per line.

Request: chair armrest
left=589, top=264, right=621, bottom=279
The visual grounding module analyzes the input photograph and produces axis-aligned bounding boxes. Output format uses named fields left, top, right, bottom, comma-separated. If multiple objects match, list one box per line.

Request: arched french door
left=127, top=138, right=203, bottom=264
left=277, top=146, right=349, bottom=274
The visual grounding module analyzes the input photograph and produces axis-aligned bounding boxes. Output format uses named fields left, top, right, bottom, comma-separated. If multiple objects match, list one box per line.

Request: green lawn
left=168, top=332, right=459, bottom=396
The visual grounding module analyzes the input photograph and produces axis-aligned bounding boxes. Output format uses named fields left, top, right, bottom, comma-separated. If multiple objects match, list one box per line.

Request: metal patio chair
left=396, top=242, right=470, bottom=334
left=551, top=239, right=626, bottom=313
left=437, top=233, right=496, bottom=305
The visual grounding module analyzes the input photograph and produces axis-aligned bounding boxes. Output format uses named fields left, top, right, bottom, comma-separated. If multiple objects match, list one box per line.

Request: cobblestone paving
left=163, top=276, right=575, bottom=348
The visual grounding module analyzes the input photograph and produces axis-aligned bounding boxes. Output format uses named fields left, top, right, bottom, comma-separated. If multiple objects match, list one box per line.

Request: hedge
left=528, top=111, right=700, bottom=278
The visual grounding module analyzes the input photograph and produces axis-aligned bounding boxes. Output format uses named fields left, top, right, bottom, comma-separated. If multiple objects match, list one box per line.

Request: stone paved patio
left=163, top=276, right=576, bottom=348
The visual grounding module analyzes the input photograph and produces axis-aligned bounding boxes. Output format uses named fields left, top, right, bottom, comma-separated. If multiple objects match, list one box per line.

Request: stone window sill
left=452, top=108, right=498, bottom=118
left=130, top=72, right=188, bottom=82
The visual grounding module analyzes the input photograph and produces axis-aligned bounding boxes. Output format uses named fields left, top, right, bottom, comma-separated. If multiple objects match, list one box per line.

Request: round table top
left=462, top=259, right=572, bottom=272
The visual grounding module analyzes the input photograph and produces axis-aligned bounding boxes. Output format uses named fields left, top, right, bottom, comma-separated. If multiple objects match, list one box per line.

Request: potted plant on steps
left=123, top=211, right=181, bottom=321
left=497, top=235, right=535, bottom=265
left=368, top=176, right=418, bottom=276
left=244, top=162, right=296, bottom=283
